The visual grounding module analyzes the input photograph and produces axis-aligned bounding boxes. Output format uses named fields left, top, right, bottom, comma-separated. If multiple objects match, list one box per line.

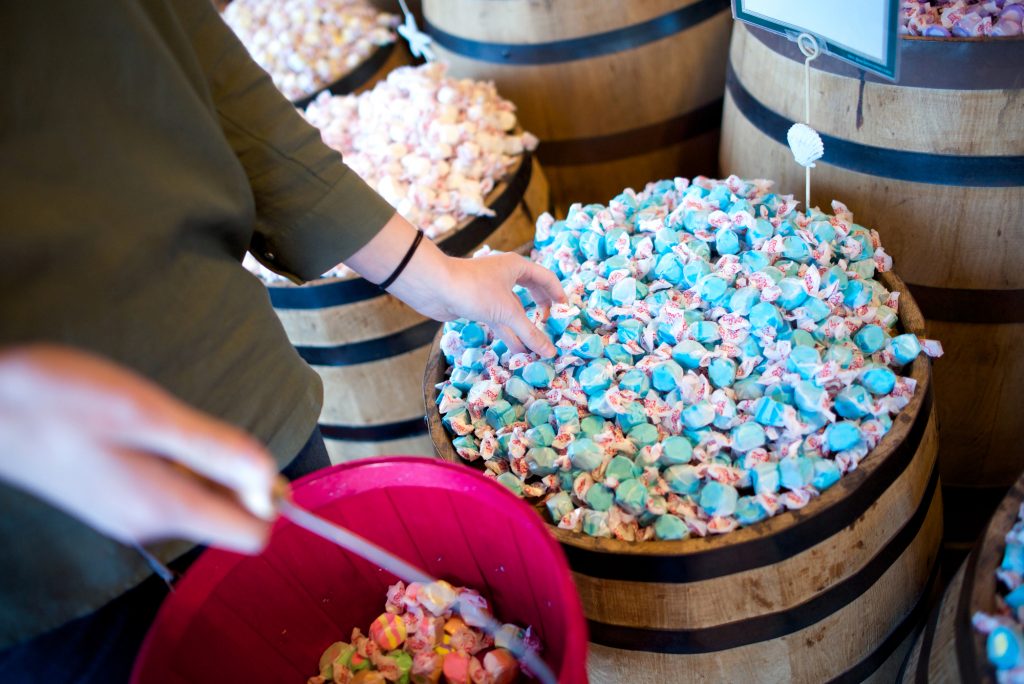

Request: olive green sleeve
left=174, top=0, right=395, bottom=282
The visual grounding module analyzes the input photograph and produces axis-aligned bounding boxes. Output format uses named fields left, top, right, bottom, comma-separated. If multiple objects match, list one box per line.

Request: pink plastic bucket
left=131, top=457, right=589, bottom=683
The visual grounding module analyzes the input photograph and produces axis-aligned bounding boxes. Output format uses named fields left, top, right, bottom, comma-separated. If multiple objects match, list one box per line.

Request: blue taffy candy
left=611, top=277, right=638, bottom=306
left=697, top=275, right=729, bottom=303
left=606, top=455, right=639, bottom=482
left=617, top=319, right=642, bottom=344
left=794, top=380, right=827, bottom=414
left=580, top=415, right=607, bottom=436
left=504, top=376, right=533, bottom=404
left=749, top=302, right=784, bottom=331
left=801, top=296, right=831, bottom=322
left=654, top=228, right=679, bottom=254
left=1001, top=542, right=1024, bottom=575
left=889, top=333, right=922, bottom=365
left=735, top=496, right=769, bottom=525
left=750, top=218, right=774, bottom=243
left=843, top=280, right=872, bottom=308
left=628, top=422, right=659, bottom=448
left=603, top=228, right=628, bottom=255
left=655, top=322, right=678, bottom=347
left=672, top=340, right=707, bottom=369
left=449, top=367, right=482, bottom=392
left=682, top=260, right=712, bottom=288
left=654, top=514, right=688, bottom=540
left=578, top=359, right=613, bottom=395
left=691, top=321, right=721, bottom=344
left=781, top=236, right=810, bottom=262
left=652, top=361, right=686, bottom=392
left=811, top=220, right=835, bottom=244
left=734, top=376, right=764, bottom=400
left=587, top=391, right=617, bottom=419
left=779, top=456, right=814, bottom=490
left=460, top=347, right=486, bottom=371
left=751, top=462, right=780, bottom=494
left=545, top=491, right=574, bottom=521
left=514, top=285, right=535, bottom=309
left=460, top=322, right=487, bottom=348
left=753, top=396, right=787, bottom=427
left=823, top=265, right=848, bottom=291
left=588, top=289, right=613, bottom=312
left=579, top=230, right=605, bottom=262
left=826, top=421, right=863, bottom=452
left=682, top=401, right=716, bottom=429
left=835, top=384, right=873, bottom=419
left=1006, top=585, right=1024, bottom=611
left=664, top=464, right=700, bottom=495
left=862, top=366, right=897, bottom=395
left=605, top=343, right=634, bottom=365
left=601, top=254, right=630, bottom=277
left=523, top=361, right=556, bottom=388
left=585, top=484, right=615, bottom=512
left=525, top=424, right=555, bottom=447
left=554, top=405, right=580, bottom=430
left=777, top=277, right=808, bottom=310
left=616, top=478, right=649, bottom=515
left=568, top=437, right=604, bottom=470
left=812, top=459, right=841, bottom=490
left=616, top=402, right=648, bottom=432
left=791, top=330, right=816, bottom=348
left=526, top=446, right=558, bottom=476
left=699, top=481, right=739, bottom=516
left=740, top=250, right=770, bottom=273
left=715, top=227, right=740, bottom=255
left=619, top=368, right=651, bottom=395
left=853, top=324, right=886, bottom=354
left=659, top=435, right=693, bottom=465
left=708, top=357, right=737, bottom=388
left=729, top=286, right=760, bottom=315
left=485, top=400, right=516, bottom=429
left=653, top=253, right=684, bottom=285
left=576, top=334, right=605, bottom=360
left=988, top=625, right=1024, bottom=670
left=731, top=422, right=766, bottom=452
left=496, top=472, right=524, bottom=496
left=787, top=345, right=821, bottom=379
left=525, top=400, right=551, bottom=427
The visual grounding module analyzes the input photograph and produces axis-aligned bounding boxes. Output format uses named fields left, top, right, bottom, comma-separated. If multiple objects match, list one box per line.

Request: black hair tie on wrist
left=378, top=229, right=425, bottom=291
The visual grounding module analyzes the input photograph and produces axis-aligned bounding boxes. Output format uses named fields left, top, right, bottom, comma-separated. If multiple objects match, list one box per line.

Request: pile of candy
left=435, top=175, right=941, bottom=541
left=246, top=63, right=537, bottom=283
left=901, top=0, right=1024, bottom=36
left=222, top=0, right=399, bottom=101
left=308, top=580, right=539, bottom=684
left=973, top=504, right=1024, bottom=682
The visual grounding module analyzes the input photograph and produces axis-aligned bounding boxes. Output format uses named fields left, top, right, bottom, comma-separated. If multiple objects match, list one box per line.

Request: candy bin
left=720, top=21, right=1024, bottom=559
left=424, top=176, right=943, bottom=683
left=131, top=457, right=588, bottom=683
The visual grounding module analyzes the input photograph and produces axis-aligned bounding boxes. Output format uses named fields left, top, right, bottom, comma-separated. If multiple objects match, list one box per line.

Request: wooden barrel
left=425, top=261, right=942, bottom=683
left=291, top=39, right=412, bottom=109
left=422, top=0, right=732, bottom=212
left=271, top=153, right=547, bottom=464
left=899, top=472, right=1024, bottom=682
left=720, top=23, right=1024, bottom=553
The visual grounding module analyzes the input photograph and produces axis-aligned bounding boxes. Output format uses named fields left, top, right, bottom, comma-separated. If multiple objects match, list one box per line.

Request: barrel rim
left=423, top=243, right=933, bottom=567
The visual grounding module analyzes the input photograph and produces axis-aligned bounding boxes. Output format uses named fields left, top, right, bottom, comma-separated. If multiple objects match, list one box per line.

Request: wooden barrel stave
left=424, top=0, right=731, bottom=211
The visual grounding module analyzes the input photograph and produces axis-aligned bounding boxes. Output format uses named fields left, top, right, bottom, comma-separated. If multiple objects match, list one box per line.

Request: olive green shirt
left=0, top=0, right=396, bottom=647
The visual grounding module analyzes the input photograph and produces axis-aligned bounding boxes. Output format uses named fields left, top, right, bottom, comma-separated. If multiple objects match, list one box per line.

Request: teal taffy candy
left=659, top=435, right=693, bottom=465
left=862, top=366, right=897, bottom=395
left=753, top=396, right=787, bottom=427
left=708, top=357, right=737, bottom=388
left=616, top=402, right=648, bottom=432
left=611, top=277, right=638, bottom=306
left=525, top=423, right=555, bottom=447
left=791, top=330, right=816, bottom=348
left=750, top=217, right=774, bottom=243
left=545, top=491, right=573, bottom=522
left=731, top=422, right=766, bottom=452
left=826, top=421, right=862, bottom=451
left=578, top=359, right=612, bottom=395
left=525, top=401, right=551, bottom=427
left=735, top=496, right=769, bottom=525
left=602, top=254, right=630, bottom=277
left=794, top=380, right=826, bottom=414
left=652, top=361, right=686, bottom=392
left=682, top=260, right=711, bottom=288
left=729, top=286, right=760, bottom=315
left=526, top=446, right=558, bottom=476
left=843, top=280, right=872, bottom=308
left=715, top=227, right=740, bottom=255
left=504, top=376, right=533, bottom=404
left=697, top=275, right=729, bottom=303
left=734, top=376, right=764, bottom=400
left=751, top=462, right=780, bottom=494
left=664, top=464, right=700, bottom=495
left=654, top=228, right=679, bottom=254
left=777, top=277, right=808, bottom=310
left=615, top=478, right=649, bottom=515
left=690, top=321, right=721, bottom=344
left=587, top=391, right=617, bottom=419
left=617, top=319, right=642, bottom=344
left=654, top=514, right=688, bottom=540
left=605, top=343, right=633, bottom=365
left=988, top=625, right=1024, bottom=670
left=582, top=510, right=611, bottom=537
left=824, top=344, right=854, bottom=368
left=496, top=472, right=524, bottom=496
left=749, top=302, right=784, bottom=331
left=619, top=368, right=651, bottom=395
left=779, top=456, right=814, bottom=490
left=740, top=250, right=770, bottom=273
left=812, top=458, right=841, bottom=490
left=568, top=437, right=604, bottom=470
left=628, top=422, right=659, bottom=448
left=835, top=384, right=873, bottom=419
left=523, top=361, right=555, bottom=388
left=603, top=228, right=628, bottom=255
left=787, top=345, right=820, bottom=379
left=653, top=253, right=684, bottom=284
left=853, top=324, right=886, bottom=354
left=781, top=236, right=810, bottom=262
left=811, top=220, right=835, bottom=244
left=801, top=296, right=831, bottom=322
left=849, top=259, right=875, bottom=280
left=485, top=400, right=516, bottom=429
left=605, top=455, right=639, bottom=482
left=889, top=333, right=922, bottom=365
left=580, top=415, right=607, bottom=436
left=682, top=401, right=715, bottom=429
left=672, top=340, right=707, bottom=369
left=699, top=481, right=739, bottom=516
left=460, top=322, right=487, bottom=348
left=824, top=265, right=848, bottom=291
left=585, top=483, right=615, bottom=512
left=554, top=405, right=580, bottom=430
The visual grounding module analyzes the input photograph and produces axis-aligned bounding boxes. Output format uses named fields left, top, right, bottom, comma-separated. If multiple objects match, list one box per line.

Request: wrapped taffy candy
left=900, top=0, right=1024, bottom=36
left=222, top=0, right=399, bottom=101
left=435, top=175, right=942, bottom=541
left=245, top=63, right=537, bottom=283
left=308, top=580, right=539, bottom=684
left=974, top=504, right=1024, bottom=683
